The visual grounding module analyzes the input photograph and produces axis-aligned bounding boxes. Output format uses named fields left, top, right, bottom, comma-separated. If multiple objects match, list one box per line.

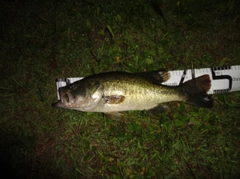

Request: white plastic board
left=55, top=65, right=240, bottom=100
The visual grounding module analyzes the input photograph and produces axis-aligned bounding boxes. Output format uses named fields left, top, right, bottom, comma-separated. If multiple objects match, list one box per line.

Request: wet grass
left=0, top=0, right=240, bottom=178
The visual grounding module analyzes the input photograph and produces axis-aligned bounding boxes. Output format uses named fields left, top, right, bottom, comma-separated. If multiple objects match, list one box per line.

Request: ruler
left=55, top=65, right=240, bottom=100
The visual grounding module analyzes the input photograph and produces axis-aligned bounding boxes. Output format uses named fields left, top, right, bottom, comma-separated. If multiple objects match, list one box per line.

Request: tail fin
left=183, top=75, right=213, bottom=108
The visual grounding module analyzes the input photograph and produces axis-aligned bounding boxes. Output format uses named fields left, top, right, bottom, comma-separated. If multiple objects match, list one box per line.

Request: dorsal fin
left=135, top=70, right=170, bottom=83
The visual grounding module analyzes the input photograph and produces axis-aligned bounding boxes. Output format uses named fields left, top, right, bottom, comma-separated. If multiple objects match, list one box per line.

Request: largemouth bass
left=53, top=71, right=212, bottom=119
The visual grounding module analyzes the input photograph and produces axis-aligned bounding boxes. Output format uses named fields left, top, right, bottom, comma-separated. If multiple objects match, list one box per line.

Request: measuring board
left=55, top=65, right=240, bottom=100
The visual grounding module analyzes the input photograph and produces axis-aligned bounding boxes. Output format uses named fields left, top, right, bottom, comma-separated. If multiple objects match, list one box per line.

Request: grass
left=1, top=0, right=240, bottom=178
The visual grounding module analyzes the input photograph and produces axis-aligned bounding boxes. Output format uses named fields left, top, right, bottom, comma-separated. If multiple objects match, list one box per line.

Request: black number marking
left=66, top=78, right=71, bottom=85
left=211, top=68, right=232, bottom=93
left=179, top=68, right=195, bottom=85
left=179, top=70, right=187, bottom=85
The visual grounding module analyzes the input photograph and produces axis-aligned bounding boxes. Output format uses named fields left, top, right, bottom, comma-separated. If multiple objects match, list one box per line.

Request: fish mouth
left=59, top=88, right=75, bottom=105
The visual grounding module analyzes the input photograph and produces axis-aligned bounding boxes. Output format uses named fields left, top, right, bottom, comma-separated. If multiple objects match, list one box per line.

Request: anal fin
left=105, top=112, right=123, bottom=121
left=148, top=104, right=170, bottom=114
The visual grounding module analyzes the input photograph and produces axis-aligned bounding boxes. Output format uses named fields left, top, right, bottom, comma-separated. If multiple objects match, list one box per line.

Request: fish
left=52, top=71, right=213, bottom=120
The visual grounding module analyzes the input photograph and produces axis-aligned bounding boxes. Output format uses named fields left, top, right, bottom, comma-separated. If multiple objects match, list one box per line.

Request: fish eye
left=69, top=84, right=74, bottom=89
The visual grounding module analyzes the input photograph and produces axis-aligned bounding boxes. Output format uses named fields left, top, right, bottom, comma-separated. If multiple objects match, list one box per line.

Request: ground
left=0, top=0, right=240, bottom=178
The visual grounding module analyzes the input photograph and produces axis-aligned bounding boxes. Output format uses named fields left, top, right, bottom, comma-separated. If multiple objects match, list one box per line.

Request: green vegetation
left=1, top=0, right=240, bottom=178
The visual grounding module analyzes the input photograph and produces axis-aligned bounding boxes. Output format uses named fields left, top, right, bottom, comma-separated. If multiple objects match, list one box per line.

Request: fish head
left=53, top=79, right=103, bottom=111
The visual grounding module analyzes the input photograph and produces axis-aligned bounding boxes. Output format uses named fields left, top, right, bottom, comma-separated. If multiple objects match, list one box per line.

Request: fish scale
left=53, top=71, right=213, bottom=120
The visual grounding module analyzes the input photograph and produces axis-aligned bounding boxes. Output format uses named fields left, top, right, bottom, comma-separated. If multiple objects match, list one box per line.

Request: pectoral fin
left=103, top=95, right=125, bottom=104
left=105, top=112, right=123, bottom=121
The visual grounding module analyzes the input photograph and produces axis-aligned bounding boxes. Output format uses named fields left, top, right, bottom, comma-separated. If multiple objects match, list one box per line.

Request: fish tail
left=182, top=75, right=213, bottom=108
